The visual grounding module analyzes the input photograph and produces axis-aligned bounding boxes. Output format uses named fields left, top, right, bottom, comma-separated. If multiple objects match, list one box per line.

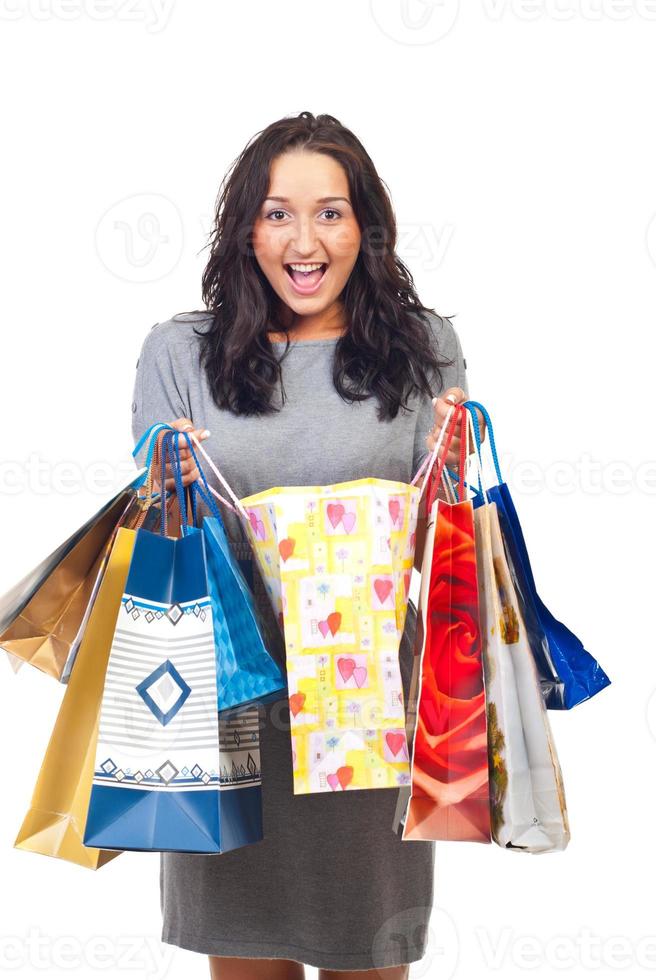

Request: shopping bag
left=14, top=526, right=137, bottom=869
left=465, top=400, right=610, bottom=709
left=475, top=492, right=570, bottom=852
left=84, top=435, right=263, bottom=852
left=0, top=423, right=170, bottom=682
left=189, top=435, right=426, bottom=795
left=204, top=516, right=286, bottom=711
left=402, top=406, right=491, bottom=843
left=143, top=428, right=286, bottom=712
left=0, top=474, right=141, bottom=680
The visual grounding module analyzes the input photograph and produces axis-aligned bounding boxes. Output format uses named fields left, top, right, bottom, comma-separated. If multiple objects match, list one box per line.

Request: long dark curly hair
left=190, top=110, right=453, bottom=421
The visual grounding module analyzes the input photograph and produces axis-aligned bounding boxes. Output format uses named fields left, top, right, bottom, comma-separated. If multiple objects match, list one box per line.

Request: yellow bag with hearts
left=190, top=436, right=443, bottom=796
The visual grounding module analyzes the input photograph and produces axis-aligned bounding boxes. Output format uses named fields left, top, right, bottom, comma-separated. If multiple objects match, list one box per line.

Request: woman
left=131, top=111, right=475, bottom=979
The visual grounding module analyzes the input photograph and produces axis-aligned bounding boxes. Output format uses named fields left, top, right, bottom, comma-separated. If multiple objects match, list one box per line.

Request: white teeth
left=287, top=263, right=325, bottom=272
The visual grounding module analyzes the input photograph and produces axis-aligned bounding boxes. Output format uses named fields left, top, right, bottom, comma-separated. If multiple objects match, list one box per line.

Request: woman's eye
left=264, top=207, right=341, bottom=221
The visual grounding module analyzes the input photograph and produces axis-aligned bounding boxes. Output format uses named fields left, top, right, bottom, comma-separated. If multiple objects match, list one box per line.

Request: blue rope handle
left=172, top=430, right=225, bottom=528
left=159, top=429, right=225, bottom=535
left=160, top=430, right=188, bottom=535
left=444, top=465, right=485, bottom=503
left=463, top=401, right=503, bottom=492
left=132, top=422, right=175, bottom=485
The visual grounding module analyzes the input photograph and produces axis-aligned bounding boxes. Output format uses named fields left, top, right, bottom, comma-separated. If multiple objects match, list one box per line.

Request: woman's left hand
left=426, top=387, right=485, bottom=468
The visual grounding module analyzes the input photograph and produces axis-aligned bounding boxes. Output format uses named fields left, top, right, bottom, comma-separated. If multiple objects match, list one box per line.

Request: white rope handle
left=188, top=432, right=250, bottom=521
left=465, top=408, right=489, bottom=507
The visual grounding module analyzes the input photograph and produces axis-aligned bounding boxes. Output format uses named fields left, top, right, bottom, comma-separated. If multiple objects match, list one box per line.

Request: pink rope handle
left=188, top=432, right=250, bottom=521
left=411, top=402, right=457, bottom=502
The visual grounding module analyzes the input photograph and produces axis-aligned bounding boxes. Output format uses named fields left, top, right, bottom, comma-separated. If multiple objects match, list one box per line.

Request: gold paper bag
left=0, top=473, right=144, bottom=681
left=14, top=526, right=137, bottom=869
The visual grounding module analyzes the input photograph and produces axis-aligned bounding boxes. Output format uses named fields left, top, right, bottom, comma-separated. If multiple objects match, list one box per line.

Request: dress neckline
left=268, top=335, right=342, bottom=347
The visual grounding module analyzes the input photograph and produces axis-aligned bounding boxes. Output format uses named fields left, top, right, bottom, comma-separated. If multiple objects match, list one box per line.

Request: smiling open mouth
left=284, top=262, right=328, bottom=291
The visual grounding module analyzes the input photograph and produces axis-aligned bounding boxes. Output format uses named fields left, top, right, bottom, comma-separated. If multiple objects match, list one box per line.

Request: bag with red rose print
left=397, top=405, right=492, bottom=843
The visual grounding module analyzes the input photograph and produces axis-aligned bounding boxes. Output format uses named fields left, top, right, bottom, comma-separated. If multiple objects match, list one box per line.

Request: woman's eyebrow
left=263, top=196, right=351, bottom=204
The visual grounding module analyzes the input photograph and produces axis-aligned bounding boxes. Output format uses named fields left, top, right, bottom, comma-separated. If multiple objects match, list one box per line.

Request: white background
left=0, top=2, right=654, bottom=978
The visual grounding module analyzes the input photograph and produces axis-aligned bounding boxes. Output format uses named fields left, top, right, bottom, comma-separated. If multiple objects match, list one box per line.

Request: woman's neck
left=267, top=301, right=347, bottom=343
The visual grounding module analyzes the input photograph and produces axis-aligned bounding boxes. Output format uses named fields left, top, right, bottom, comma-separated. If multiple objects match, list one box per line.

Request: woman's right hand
left=153, top=417, right=211, bottom=492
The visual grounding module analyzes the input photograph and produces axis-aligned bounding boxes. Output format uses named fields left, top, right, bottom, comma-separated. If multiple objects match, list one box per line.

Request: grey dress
left=130, top=310, right=469, bottom=973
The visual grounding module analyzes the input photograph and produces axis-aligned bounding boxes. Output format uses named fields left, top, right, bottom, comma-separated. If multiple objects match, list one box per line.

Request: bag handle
left=425, top=407, right=464, bottom=508
left=410, top=402, right=455, bottom=489
left=159, top=430, right=226, bottom=536
left=463, top=400, right=503, bottom=493
left=425, top=404, right=468, bottom=511
left=131, top=423, right=174, bottom=517
left=173, top=430, right=227, bottom=530
left=132, top=423, right=174, bottom=480
left=463, top=407, right=490, bottom=507
left=187, top=432, right=251, bottom=521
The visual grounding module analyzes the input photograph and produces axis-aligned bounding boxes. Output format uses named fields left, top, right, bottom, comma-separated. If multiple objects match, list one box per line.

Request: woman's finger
left=430, top=393, right=466, bottom=435
left=172, top=456, right=199, bottom=475
left=154, top=419, right=210, bottom=467
left=169, top=418, right=211, bottom=456
left=163, top=455, right=200, bottom=486
left=441, top=386, right=467, bottom=407
left=164, top=465, right=200, bottom=491
left=432, top=387, right=466, bottom=423
left=426, top=427, right=461, bottom=449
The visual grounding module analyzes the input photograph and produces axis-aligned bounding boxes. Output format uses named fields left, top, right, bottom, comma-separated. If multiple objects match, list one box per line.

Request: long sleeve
left=411, top=314, right=469, bottom=479
left=130, top=321, right=192, bottom=469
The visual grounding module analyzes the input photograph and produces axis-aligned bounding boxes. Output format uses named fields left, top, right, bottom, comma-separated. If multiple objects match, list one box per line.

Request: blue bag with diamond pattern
left=83, top=429, right=264, bottom=852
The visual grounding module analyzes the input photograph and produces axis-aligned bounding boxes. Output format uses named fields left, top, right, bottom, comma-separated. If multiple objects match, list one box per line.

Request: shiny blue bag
left=203, top=515, right=286, bottom=712
left=464, top=401, right=611, bottom=710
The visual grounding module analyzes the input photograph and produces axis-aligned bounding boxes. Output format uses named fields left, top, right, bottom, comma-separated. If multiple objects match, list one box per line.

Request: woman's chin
left=278, top=282, right=337, bottom=315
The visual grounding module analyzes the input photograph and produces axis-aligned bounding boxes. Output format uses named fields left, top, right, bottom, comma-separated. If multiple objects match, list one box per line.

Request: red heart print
left=327, top=611, right=341, bottom=636
left=338, top=657, right=356, bottom=682
left=385, top=732, right=406, bottom=757
left=388, top=499, right=401, bottom=525
left=289, top=692, right=306, bottom=717
left=279, top=538, right=295, bottom=562
left=337, top=766, right=353, bottom=790
left=374, top=578, right=394, bottom=605
left=327, top=503, right=345, bottom=528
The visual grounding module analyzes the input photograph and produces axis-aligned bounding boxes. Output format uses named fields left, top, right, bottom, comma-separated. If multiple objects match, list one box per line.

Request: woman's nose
left=288, top=217, right=319, bottom=255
